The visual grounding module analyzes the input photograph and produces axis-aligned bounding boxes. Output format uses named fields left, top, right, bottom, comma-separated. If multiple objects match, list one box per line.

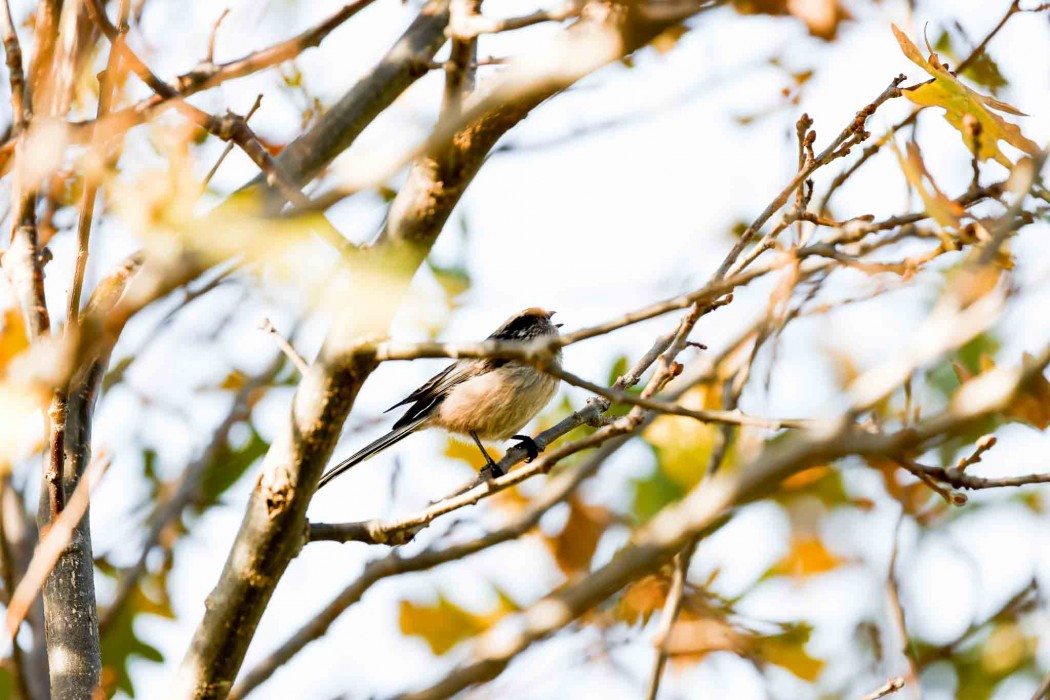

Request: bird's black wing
left=386, top=359, right=490, bottom=430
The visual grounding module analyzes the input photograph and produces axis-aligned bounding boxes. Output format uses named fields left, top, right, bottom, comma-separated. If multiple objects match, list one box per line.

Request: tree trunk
left=38, top=362, right=105, bottom=699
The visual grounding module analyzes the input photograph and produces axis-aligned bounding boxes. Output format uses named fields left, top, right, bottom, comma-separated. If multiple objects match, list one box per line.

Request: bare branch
left=860, top=677, right=905, bottom=700
left=644, top=538, right=699, bottom=700
left=258, top=319, right=309, bottom=376
left=455, top=0, right=582, bottom=37
left=399, top=346, right=1050, bottom=698
left=231, top=434, right=628, bottom=698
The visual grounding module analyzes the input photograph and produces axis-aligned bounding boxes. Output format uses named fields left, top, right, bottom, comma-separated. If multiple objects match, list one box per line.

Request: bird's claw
left=480, top=462, right=505, bottom=480
left=511, top=434, right=541, bottom=463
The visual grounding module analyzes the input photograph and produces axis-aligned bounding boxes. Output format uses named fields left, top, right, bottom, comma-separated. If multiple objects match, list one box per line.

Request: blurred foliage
left=934, top=29, right=1008, bottom=94
left=194, top=424, right=269, bottom=513
left=632, top=383, right=726, bottom=522
left=731, top=0, right=851, bottom=40
left=911, top=582, right=1040, bottom=700
left=542, top=495, right=613, bottom=577
left=398, top=587, right=520, bottom=655
left=616, top=570, right=825, bottom=681
left=98, top=588, right=170, bottom=697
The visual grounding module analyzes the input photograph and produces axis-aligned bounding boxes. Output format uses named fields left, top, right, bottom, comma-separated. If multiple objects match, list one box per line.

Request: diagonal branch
left=401, top=345, right=1050, bottom=699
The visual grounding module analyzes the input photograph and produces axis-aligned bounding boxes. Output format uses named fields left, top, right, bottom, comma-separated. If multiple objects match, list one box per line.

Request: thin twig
left=860, top=677, right=905, bottom=700
left=203, top=93, right=264, bottom=187
left=206, top=8, right=231, bottom=63
left=68, top=0, right=132, bottom=326
left=644, top=538, right=699, bottom=700
left=884, top=515, right=921, bottom=694
left=259, top=318, right=309, bottom=375
left=454, top=0, right=581, bottom=37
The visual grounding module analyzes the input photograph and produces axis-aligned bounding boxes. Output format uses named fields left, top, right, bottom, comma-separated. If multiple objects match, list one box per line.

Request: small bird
left=317, top=307, right=563, bottom=490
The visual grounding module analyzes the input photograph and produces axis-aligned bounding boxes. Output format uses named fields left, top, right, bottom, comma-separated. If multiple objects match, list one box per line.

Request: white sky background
left=5, top=0, right=1050, bottom=697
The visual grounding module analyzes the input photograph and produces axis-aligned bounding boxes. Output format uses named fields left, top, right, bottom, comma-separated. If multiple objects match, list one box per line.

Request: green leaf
left=100, top=597, right=166, bottom=697
left=934, top=29, right=1008, bottom=93
left=427, top=260, right=471, bottom=302
left=0, top=668, right=14, bottom=697
left=194, top=424, right=269, bottom=513
left=631, top=463, right=686, bottom=523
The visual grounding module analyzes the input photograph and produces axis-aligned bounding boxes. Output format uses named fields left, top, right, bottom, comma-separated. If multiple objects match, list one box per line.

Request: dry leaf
left=772, top=535, right=844, bottom=578
left=892, top=24, right=1039, bottom=168
left=544, top=496, right=612, bottom=577
left=893, top=141, right=964, bottom=231
left=617, top=574, right=671, bottom=625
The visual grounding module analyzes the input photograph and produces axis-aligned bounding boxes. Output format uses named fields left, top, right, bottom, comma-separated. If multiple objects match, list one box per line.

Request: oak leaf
left=892, top=24, right=1039, bottom=168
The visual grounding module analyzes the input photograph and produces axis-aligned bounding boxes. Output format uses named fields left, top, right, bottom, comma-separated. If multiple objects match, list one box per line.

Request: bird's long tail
left=317, top=420, right=422, bottom=490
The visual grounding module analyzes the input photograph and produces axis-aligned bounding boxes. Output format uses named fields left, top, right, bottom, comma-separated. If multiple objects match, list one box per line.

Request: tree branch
left=399, top=344, right=1050, bottom=699
left=230, top=434, right=629, bottom=698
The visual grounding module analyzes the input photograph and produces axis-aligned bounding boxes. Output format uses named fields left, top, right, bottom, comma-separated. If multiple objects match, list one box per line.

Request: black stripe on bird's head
left=491, top=307, right=562, bottom=340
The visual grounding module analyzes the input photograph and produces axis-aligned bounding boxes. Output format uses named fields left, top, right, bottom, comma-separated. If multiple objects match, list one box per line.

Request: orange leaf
left=665, top=617, right=746, bottom=665
left=0, top=308, right=29, bottom=375
left=772, top=535, right=843, bottom=578
left=617, top=574, right=671, bottom=625
left=544, top=496, right=612, bottom=577
left=1005, top=354, right=1050, bottom=430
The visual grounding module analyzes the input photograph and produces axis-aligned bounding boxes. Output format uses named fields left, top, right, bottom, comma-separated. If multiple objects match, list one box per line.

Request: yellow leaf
left=644, top=385, right=720, bottom=490
left=953, top=353, right=1050, bottom=429
left=665, top=617, right=746, bottom=664
left=218, top=370, right=248, bottom=391
left=443, top=435, right=489, bottom=471
left=772, top=535, right=843, bottom=578
left=891, top=24, right=1039, bottom=168
left=893, top=141, right=964, bottom=231
left=981, top=622, right=1030, bottom=676
left=543, top=496, right=612, bottom=577
left=0, top=308, right=29, bottom=375
left=398, top=590, right=517, bottom=656
left=1006, top=353, right=1050, bottom=430
left=753, top=627, right=825, bottom=681
left=786, top=0, right=851, bottom=41
left=780, top=466, right=832, bottom=491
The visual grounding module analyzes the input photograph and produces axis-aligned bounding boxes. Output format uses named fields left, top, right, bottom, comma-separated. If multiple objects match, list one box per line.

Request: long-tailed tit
left=317, top=308, right=563, bottom=490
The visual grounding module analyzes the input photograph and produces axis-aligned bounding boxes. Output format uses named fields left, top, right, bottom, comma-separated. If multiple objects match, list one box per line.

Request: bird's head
left=491, top=307, right=562, bottom=341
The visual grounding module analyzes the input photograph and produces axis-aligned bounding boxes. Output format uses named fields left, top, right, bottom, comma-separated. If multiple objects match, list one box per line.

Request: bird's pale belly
left=434, top=364, right=558, bottom=440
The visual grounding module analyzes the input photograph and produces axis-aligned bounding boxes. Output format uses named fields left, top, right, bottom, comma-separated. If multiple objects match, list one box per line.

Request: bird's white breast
left=434, top=362, right=559, bottom=440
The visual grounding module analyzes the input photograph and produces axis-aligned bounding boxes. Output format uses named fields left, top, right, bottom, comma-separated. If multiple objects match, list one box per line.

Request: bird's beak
left=555, top=323, right=563, bottom=328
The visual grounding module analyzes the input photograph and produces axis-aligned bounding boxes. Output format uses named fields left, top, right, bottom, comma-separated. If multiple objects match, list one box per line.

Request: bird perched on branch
left=317, top=308, right=563, bottom=490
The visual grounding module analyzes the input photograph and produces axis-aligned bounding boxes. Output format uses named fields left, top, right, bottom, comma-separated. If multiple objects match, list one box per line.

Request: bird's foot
left=480, top=461, right=505, bottom=480
left=511, top=434, right=541, bottom=463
